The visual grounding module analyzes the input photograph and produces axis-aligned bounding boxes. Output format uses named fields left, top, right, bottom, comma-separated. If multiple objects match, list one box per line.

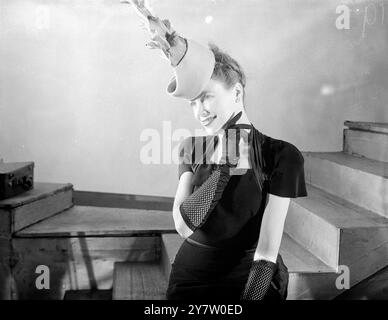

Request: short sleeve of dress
left=178, top=137, right=194, bottom=179
left=267, top=142, right=307, bottom=198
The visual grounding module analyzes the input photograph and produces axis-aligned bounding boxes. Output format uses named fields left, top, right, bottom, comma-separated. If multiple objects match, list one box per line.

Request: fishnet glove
left=241, top=260, right=277, bottom=300
left=179, top=165, right=231, bottom=231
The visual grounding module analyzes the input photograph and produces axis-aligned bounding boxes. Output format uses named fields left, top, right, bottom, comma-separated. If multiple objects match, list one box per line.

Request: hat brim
left=167, top=39, right=215, bottom=100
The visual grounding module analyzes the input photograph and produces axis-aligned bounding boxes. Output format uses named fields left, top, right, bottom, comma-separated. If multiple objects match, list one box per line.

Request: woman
left=127, top=0, right=307, bottom=300
left=167, top=43, right=307, bottom=300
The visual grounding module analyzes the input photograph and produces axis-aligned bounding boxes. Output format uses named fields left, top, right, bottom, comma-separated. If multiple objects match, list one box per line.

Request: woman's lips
left=201, top=116, right=217, bottom=126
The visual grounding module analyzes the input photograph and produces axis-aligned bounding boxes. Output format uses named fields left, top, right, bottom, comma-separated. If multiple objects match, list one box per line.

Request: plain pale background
left=1, top=0, right=387, bottom=197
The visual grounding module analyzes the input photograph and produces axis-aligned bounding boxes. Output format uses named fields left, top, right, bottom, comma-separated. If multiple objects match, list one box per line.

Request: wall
left=1, top=0, right=387, bottom=197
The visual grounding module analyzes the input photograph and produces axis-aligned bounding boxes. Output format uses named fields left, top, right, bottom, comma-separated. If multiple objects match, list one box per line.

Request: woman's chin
left=204, top=125, right=220, bottom=135
left=203, top=121, right=223, bottom=135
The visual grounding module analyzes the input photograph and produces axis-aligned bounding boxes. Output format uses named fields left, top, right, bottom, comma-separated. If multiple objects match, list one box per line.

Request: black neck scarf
left=202, top=111, right=267, bottom=192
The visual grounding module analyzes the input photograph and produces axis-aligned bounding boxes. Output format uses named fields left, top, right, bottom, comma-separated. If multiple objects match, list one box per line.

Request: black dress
left=166, top=129, right=307, bottom=300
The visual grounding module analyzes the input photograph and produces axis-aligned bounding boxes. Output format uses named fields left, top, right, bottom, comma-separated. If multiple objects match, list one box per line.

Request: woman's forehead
left=189, top=79, right=227, bottom=102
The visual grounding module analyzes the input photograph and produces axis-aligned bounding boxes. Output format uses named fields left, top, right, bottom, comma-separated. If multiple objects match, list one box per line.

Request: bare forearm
left=172, top=204, right=193, bottom=238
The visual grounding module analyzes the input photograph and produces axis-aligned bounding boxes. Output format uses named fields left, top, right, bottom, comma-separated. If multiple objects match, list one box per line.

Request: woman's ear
left=234, top=83, right=244, bottom=103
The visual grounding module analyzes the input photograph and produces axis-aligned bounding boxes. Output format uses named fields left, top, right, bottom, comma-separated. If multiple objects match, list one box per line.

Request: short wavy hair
left=209, top=43, right=246, bottom=100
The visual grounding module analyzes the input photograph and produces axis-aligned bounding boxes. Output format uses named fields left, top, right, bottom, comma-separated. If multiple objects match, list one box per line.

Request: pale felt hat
left=167, top=39, right=215, bottom=101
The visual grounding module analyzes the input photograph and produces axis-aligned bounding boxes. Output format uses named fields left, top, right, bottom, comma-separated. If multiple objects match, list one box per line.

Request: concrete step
left=161, top=233, right=342, bottom=300
left=15, top=205, right=175, bottom=237
left=344, top=128, right=388, bottom=163
left=286, top=184, right=388, bottom=270
left=303, top=152, right=388, bottom=218
left=344, top=121, right=388, bottom=135
left=113, top=261, right=167, bottom=300
left=0, top=182, right=73, bottom=237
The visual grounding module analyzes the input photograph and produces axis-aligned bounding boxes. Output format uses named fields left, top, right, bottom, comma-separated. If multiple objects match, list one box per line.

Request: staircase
left=0, top=121, right=387, bottom=300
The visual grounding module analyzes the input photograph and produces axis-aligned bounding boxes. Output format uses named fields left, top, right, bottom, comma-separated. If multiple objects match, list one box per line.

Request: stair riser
left=288, top=272, right=342, bottom=300
left=113, top=262, right=167, bottom=300
left=161, top=240, right=172, bottom=280
left=0, top=186, right=73, bottom=237
left=285, top=201, right=339, bottom=269
left=14, top=189, right=73, bottom=232
left=11, top=236, right=160, bottom=299
left=0, top=239, right=12, bottom=300
left=304, top=156, right=388, bottom=218
left=339, top=227, right=388, bottom=286
left=344, top=129, right=388, bottom=163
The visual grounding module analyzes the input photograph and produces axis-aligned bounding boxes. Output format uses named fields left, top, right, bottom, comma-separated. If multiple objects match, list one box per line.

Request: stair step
left=15, top=205, right=175, bottom=237
left=334, top=265, right=388, bottom=300
left=303, top=152, right=388, bottom=218
left=344, top=121, right=388, bottom=135
left=13, top=235, right=160, bottom=299
left=279, top=233, right=334, bottom=273
left=344, top=128, right=388, bottom=163
left=161, top=234, right=338, bottom=299
left=161, top=234, right=333, bottom=275
left=113, top=261, right=167, bottom=300
left=161, top=233, right=184, bottom=279
left=286, top=184, right=388, bottom=269
left=0, top=182, right=73, bottom=236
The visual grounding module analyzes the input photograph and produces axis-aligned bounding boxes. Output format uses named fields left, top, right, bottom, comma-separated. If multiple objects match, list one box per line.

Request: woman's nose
left=200, top=108, right=210, bottom=117
left=197, top=103, right=209, bottom=116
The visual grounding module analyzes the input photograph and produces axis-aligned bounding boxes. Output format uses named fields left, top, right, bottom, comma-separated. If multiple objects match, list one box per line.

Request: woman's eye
left=203, top=94, right=213, bottom=102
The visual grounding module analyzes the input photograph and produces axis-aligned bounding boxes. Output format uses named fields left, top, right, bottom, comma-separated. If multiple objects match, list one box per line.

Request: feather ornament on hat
left=123, top=0, right=215, bottom=100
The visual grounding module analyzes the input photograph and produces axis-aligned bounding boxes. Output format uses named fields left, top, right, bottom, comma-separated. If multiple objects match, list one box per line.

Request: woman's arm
left=241, top=194, right=290, bottom=300
left=254, top=194, right=290, bottom=262
left=172, top=171, right=194, bottom=239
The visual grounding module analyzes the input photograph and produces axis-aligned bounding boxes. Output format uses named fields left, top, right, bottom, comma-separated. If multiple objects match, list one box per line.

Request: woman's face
left=189, top=79, right=238, bottom=135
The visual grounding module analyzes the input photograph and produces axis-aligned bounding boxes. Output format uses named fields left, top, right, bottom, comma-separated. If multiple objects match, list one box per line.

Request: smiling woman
left=128, top=0, right=307, bottom=301
left=168, top=44, right=307, bottom=300
left=188, top=43, right=247, bottom=136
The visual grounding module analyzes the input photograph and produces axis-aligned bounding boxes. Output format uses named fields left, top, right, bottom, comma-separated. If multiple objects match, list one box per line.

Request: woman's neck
left=234, top=109, right=251, bottom=126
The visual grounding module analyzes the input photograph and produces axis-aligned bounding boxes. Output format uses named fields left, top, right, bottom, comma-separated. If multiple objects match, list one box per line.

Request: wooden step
left=15, top=205, right=175, bottom=237
left=303, top=152, right=388, bottom=218
left=113, top=262, right=167, bottom=300
left=12, top=206, right=174, bottom=299
left=161, top=234, right=341, bottom=300
left=12, top=235, right=160, bottom=299
left=0, top=182, right=73, bottom=237
left=344, top=128, right=388, bottom=163
left=344, top=121, right=388, bottom=135
left=286, top=184, right=388, bottom=270
left=161, top=233, right=184, bottom=280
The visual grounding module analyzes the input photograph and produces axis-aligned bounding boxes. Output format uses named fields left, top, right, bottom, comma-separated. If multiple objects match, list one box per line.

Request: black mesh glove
left=178, top=112, right=245, bottom=231
left=241, top=259, right=277, bottom=300
left=179, top=165, right=231, bottom=231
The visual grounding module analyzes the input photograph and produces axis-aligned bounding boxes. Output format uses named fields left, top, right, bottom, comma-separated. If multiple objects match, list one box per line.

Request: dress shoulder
left=263, top=136, right=307, bottom=198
